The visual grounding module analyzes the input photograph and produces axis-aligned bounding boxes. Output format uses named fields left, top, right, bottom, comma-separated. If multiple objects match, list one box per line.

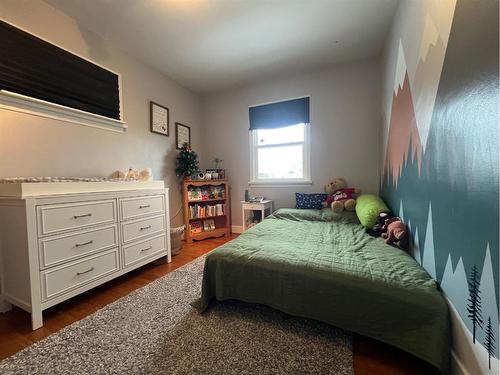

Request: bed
left=195, top=208, right=450, bottom=373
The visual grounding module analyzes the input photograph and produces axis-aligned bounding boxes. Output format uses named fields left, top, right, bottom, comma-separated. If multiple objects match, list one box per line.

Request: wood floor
left=0, top=234, right=437, bottom=374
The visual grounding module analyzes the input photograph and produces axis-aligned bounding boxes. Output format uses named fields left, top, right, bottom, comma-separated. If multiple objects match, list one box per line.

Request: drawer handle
left=140, top=225, right=152, bottom=231
left=76, top=267, right=95, bottom=276
left=139, top=204, right=151, bottom=209
left=73, top=213, right=92, bottom=219
left=75, top=240, right=94, bottom=248
left=140, top=246, right=153, bottom=252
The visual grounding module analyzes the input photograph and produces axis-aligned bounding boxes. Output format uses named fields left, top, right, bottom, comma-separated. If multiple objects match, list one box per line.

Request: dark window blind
left=249, top=97, right=310, bottom=130
left=0, top=20, right=120, bottom=120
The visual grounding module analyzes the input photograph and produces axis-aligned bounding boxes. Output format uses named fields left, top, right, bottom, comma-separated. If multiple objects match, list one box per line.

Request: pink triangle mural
left=384, top=72, right=423, bottom=187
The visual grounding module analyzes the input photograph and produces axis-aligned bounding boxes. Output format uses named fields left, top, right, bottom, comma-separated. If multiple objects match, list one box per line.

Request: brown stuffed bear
left=381, top=217, right=409, bottom=250
left=324, top=178, right=360, bottom=212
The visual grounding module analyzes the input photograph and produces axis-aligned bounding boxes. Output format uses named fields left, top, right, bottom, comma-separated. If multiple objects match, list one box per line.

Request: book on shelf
left=187, top=187, right=202, bottom=201
left=189, top=221, right=203, bottom=234
left=203, top=219, right=215, bottom=231
left=201, top=189, right=209, bottom=201
left=187, top=185, right=225, bottom=202
left=189, top=203, right=225, bottom=219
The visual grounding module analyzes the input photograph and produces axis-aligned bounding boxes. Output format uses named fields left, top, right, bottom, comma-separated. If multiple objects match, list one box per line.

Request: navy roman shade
left=249, top=96, right=310, bottom=130
left=0, top=20, right=121, bottom=120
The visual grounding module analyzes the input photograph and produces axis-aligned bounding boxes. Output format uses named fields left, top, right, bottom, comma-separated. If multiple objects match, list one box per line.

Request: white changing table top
left=0, top=180, right=165, bottom=198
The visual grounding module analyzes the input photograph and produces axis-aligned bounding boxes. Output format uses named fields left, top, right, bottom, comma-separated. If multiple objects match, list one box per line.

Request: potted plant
left=175, top=143, right=199, bottom=180
left=212, top=157, right=224, bottom=179
left=213, top=157, right=223, bottom=169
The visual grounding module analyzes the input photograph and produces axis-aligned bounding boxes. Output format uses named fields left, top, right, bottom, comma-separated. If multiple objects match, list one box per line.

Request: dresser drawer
left=40, top=249, right=119, bottom=301
left=120, top=195, right=165, bottom=221
left=38, top=225, right=118, bottom=269
left=37, top=200, right=116, bottom=236
left=123, top=235, right=166, bottom=268
left=121, top=215, right=165, bottom=244
left=243, top=203, right=263, bottom=211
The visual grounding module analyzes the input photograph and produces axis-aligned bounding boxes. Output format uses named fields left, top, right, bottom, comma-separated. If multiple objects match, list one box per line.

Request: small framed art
left=176, top=122, right=191, bottom=149
left=203, top=219, right=215, bottom=231
left=150, top=101, right=169, bottom=136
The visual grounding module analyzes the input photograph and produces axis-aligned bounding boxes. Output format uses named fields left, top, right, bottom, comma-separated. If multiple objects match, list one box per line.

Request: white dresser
left=0, top=181, right=171, bottom=330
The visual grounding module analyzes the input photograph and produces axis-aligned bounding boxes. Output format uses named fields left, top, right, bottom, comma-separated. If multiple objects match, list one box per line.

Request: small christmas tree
left=175, top=143, right=199, bottom=179
left=484, top=316, right=496, bottom=370
left=466, top=264, right=483, bottom=343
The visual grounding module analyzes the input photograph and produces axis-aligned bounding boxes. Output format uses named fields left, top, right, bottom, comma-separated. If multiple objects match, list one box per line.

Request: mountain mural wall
left=380, top=0, right=499, bottom=372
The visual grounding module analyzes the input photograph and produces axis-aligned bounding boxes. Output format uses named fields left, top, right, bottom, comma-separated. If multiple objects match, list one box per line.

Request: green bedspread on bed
left=196, top=208, right=450, bottom=373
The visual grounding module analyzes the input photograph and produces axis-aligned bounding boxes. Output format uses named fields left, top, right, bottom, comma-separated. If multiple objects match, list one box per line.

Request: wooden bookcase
left=182, top=179, right=231, bottom=243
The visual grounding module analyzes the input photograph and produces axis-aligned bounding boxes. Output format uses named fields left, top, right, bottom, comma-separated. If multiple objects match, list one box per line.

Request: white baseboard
left=231, top=225, right=243, bottom=234
left=451, top=350, right=469, bottom=375
left=445, top=296, right=498, bottom=375
left=0, top=296, right=12, bottom=313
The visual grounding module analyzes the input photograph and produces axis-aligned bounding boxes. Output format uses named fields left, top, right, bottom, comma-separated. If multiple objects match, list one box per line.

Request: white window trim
left=0, top=90, right=127, bottom=133
left=249, top=123, right=312, bottom=186
left=0, top=20, right=126, bottom=133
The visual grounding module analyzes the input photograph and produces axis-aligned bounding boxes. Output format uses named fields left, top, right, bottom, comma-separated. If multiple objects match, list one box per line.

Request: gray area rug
left=0, top=255, right=353, bottom=374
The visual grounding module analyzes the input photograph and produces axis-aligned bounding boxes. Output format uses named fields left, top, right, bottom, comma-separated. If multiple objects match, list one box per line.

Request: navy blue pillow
left=295, top=193, right=327, bottom=209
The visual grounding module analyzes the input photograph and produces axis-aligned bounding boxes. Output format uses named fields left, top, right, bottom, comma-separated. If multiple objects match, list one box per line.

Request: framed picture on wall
left=150, top=101, right=169, bottom=136
left=176, top=122, right=191, bottom=149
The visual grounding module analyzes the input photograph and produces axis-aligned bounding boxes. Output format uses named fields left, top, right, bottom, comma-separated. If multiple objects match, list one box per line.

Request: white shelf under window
left=248, top=179, right=313, bottom=187
left=0, top=90, right=127, bottom=133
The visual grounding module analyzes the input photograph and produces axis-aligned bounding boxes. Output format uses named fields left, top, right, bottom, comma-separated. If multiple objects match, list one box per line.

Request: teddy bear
left=381, top=217, right=409, bottom=250
left=324, top=177, right=360, bottom=213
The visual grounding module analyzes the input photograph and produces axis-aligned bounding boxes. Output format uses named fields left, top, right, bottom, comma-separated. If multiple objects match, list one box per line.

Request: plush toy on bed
left=381, top=217, right=409, bottom=250
left=366, top=212, right=393, bottom=237
left=324, top=178, right=360, bottom=213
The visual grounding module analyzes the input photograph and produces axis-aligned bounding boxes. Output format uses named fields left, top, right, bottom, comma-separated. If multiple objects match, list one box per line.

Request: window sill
left=0, top=90, right=127, bottom=133
left=248, top=179, right=313, bottom=188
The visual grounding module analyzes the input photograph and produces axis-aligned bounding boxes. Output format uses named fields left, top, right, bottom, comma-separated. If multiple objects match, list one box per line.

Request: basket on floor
left=170, top=225, right=185, bottom=256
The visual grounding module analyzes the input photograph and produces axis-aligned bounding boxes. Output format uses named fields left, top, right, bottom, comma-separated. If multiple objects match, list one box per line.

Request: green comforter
left=196, top=208, right=450, bottom=373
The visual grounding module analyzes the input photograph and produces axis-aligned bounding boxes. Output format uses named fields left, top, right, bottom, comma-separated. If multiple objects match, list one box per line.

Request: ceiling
left=46, top=0, right=398, bottom=94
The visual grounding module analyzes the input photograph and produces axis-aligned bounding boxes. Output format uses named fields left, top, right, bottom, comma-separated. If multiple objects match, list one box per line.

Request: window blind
left=249, top=97, right=310, bottom=130
left=0, top=20, right=121, bottom=120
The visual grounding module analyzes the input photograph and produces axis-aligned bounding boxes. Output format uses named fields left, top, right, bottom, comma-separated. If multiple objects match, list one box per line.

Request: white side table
left=241, top=200, right=274, bottom=232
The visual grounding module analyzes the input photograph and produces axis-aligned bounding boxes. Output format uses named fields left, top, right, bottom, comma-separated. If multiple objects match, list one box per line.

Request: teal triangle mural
left=380, top=0, right=499, bottom=362
left=422, top=203, right=436, bottom=280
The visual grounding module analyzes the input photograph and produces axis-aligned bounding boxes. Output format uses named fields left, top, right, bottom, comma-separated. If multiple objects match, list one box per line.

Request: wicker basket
left=170, top=225, right=185, bottom=256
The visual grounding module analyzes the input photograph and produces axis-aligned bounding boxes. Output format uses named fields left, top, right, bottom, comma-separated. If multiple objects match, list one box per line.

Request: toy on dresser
left=113, top=167, right=153, bottom=181
left=324, top=178, right=360, bottom=212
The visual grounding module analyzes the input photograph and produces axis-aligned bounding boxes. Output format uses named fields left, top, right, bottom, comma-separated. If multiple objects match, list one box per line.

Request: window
left=0, top=20, right=125, bottom=132
left=248, top=97, right=311, bottom=185
left=250, top=123, right=311, bottom=184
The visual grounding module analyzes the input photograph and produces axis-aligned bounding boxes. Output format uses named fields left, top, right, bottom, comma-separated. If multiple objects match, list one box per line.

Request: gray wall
left=201, top=59, right=381, bottom=227
left=0, top=0, right=203, bottom=227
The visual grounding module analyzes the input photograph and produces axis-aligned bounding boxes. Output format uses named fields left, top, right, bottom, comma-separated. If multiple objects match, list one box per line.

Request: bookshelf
left=182, top=179, right=231, bottom=243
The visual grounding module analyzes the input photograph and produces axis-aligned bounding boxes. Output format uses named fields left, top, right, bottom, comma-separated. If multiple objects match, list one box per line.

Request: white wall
left=201, top=59, right=381, bottom=226
left=0, top=0, right=202, bottom=227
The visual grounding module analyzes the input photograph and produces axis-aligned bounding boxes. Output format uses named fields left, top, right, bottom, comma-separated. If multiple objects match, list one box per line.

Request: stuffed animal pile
left=324, top=178, right=360, bottom=212
left=366, top=212, right=392, bottom=237
left=112, top=168, right=153, bottom=181
left=367, top=211, right=409, bottom=251
left=323, top=178, right=409, bottom=250
left=382, top=217, right=409, bottom=250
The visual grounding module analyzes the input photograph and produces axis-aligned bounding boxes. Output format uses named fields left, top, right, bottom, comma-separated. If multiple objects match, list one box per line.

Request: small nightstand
left=241, top=200, right=274, bottom=232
